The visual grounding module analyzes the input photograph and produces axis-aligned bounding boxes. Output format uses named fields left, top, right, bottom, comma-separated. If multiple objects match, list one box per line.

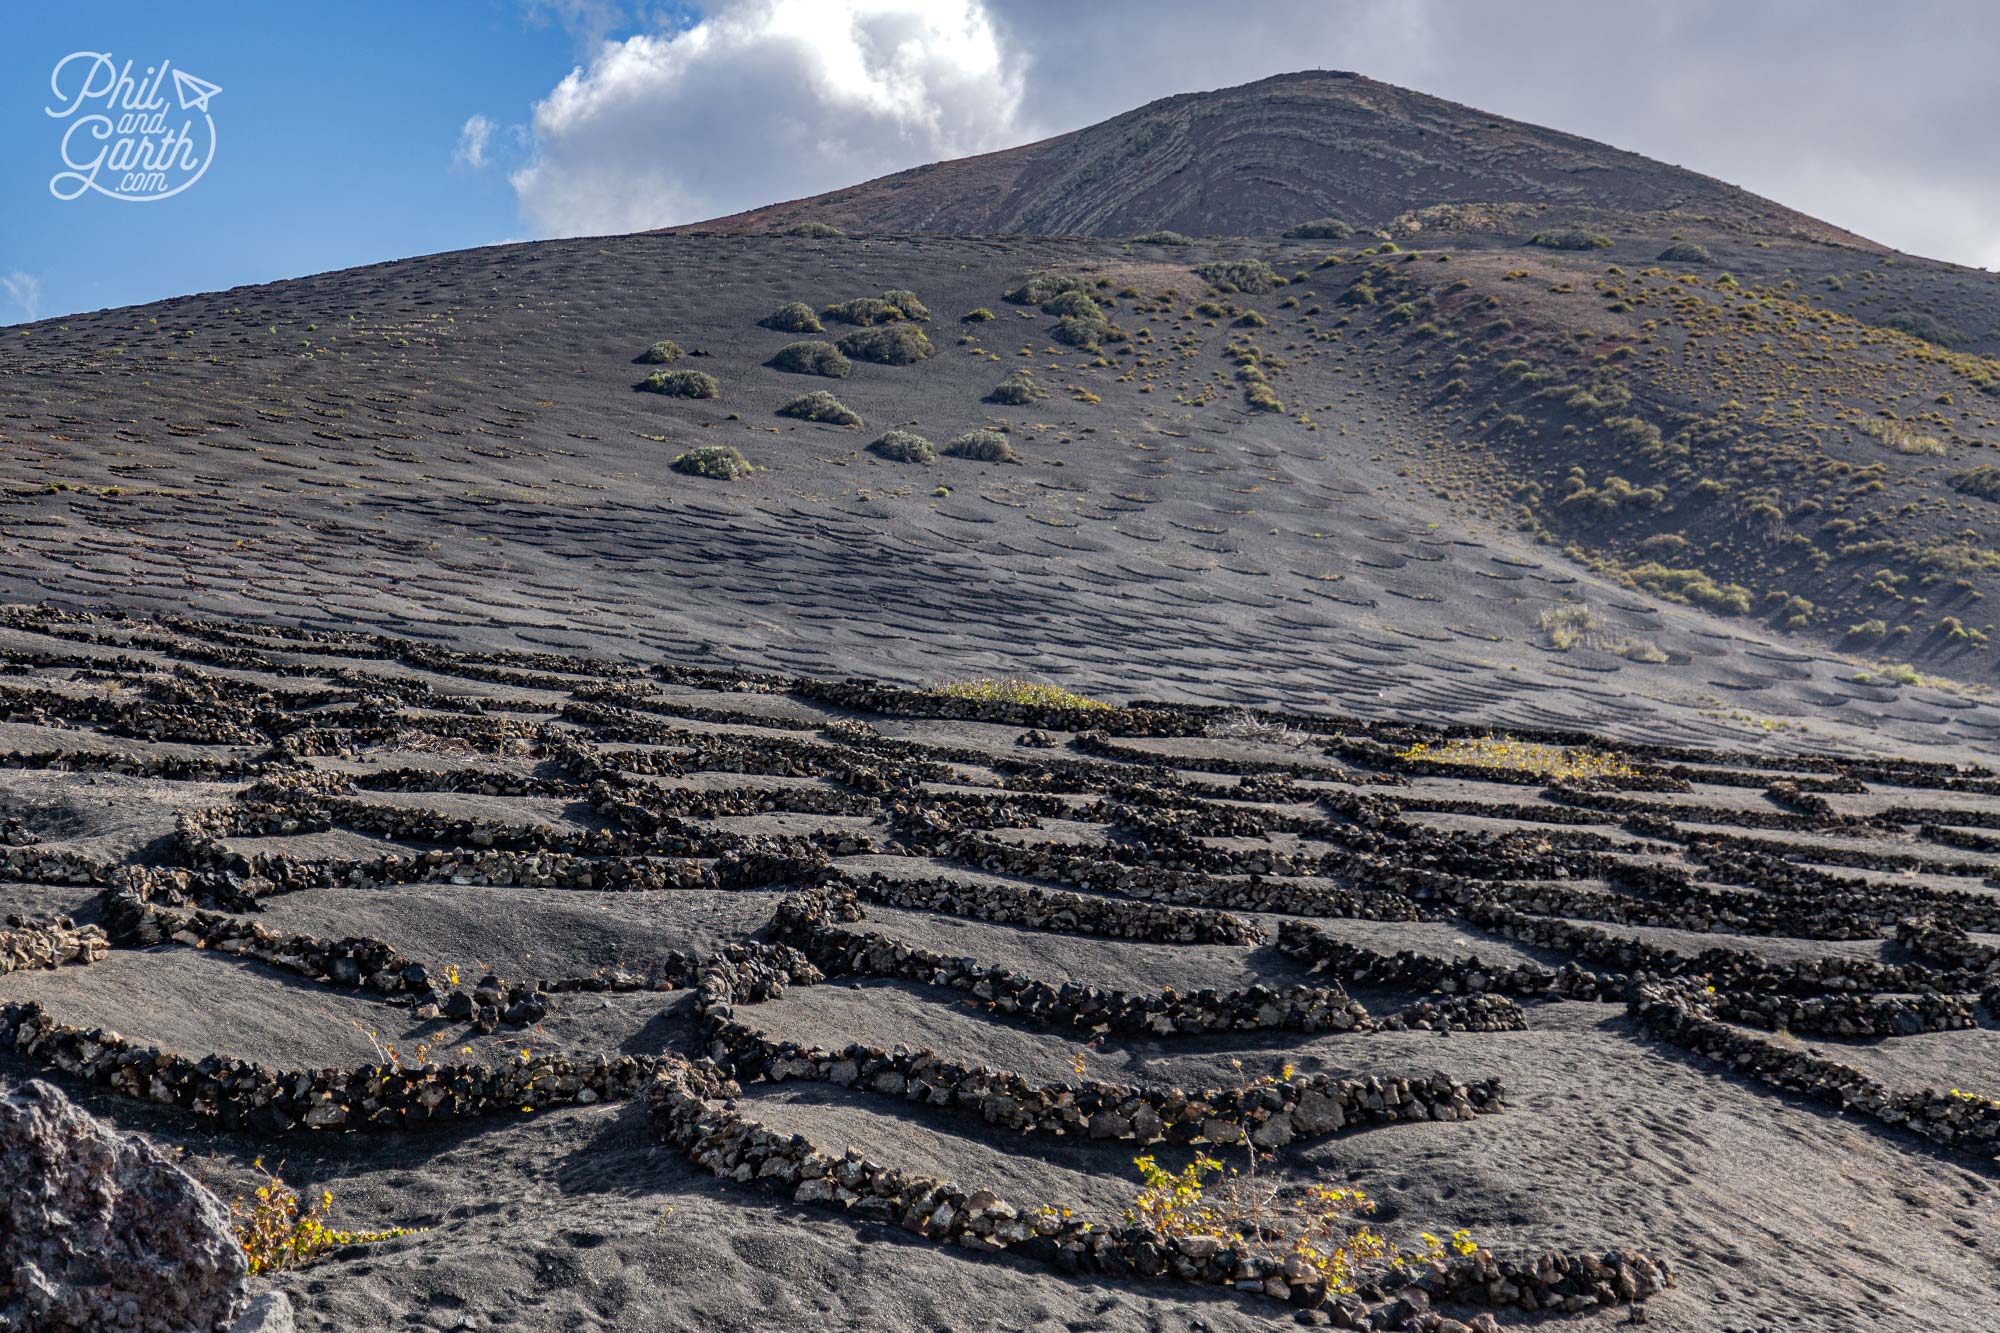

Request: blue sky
left=4, top=1, right=1997, bottom=326
left=0, top=3, right=565, bottom=322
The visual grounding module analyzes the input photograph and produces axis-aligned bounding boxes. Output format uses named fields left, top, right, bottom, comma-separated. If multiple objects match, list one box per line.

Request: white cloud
left=509, top=0, right=1026, bottom=236
left=1, top=271, right=41, bottom=324
left=454, top=114, right=498, bottom=169
left=501, top=0, right=2000, bottom=267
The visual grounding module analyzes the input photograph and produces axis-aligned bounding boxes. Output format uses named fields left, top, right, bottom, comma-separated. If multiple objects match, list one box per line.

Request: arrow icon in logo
left=171, top=67, right=221, bottom=112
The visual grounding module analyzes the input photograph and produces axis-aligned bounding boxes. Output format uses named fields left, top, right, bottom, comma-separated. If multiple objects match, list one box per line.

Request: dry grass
left=1538, top=605, right=1668, bottom=662
left=1206, top=710, right=1310, bottom=748
left=1855, top=416, right=1946, bottom=456
left=1396, top=735, right=1635, bottom=780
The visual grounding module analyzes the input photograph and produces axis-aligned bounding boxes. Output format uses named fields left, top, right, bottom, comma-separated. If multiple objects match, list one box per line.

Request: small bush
left=1131, top=230, right=1192, bottom=246
left=1528, top=228, right=1613, bottom=251
left=1282, top=217, right=1353, bottom=240
left=1042, top=290, right=1103, bottom=320
left=777, top=390, right=861, bottom=425
left=881, top=289, right=931, bottom=322
left=1949, top=465, right=2000, bottom=501
left=769, top=340, right=851, bottom=377
left=945, top=428, right=1020, bottom=463
left=1656, top=242, right=1711, bottom=264
left=825, top=296, right=903, bottom=326
left=838, top=323, right=934, bottom=365
left=1007, top=274, right=1089, bottom=305
left=1244, top=382, right=1284, bottom=413
left=782, top=221, right=845, bottom=238
left=961, top=307, right=997, bottom=323
left=1856, top=416, right=1945, bottom=456
left=1195, top=260, right=1282, bottom=293
left=869, top=429, right=935, bottom=463
left=1051, top=316, right=1124, bottom=350
left=1918, top=541, right=2000, bottom=573
left=1539, top=605, right=1597, bottom=650
left=672, top=444, right=754, bottom=480
left=639, top=369, right=719, bottom=399
left=1879, top=310, right=1967, bottom=347
left=637, top=339, right=684, bottom=364
left=1624, top=562, right=1752, bottom=615
left=987, top=372, right=1042, bottom=405
left=761, top=302, right=823, bottom=333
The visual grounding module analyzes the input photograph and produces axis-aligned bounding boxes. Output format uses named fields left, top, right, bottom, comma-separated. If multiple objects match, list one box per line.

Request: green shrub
left=961, top=307, right=997, bottom=323
left=1282, top=218, right=1353, bottom=240
left=881, top=289, right=931, bottom=322
left=1528, top=228, right=1613, bottom=251
left=1603, top=415, right=1665, bottom=454
left=987, top=371, right=1041, bottom=405
left=1949, top=465, right=2000, bottom=501
left=869, top=429, right=935, bottom=463
left=838, top=323, right=934, bottom=365
left=672, top=445, right=753, bottom=479
left=1624, top=562, right=1751, bottom=615
left=761, top=302, right=823, bottom=334
left=1006, top=274, right=1089, bottom=305
left=1131, top=230, right=1192, bottom=246
left=945, top=429, right=1020, bottom=462
left=638, top=339, right=684, bottom=364
left=777, top=390, right=861, bottom=425
left=1656, top=242, right=1711, bottom=264
left=1917, top=542, right=2000, bottom=573
left=825, top=296, right=903, bottom=326
left=639, top=369, right=719, bottom=399
left=1856, top=416, right=1945, bottom=456
left=1879, top=310, right=1967, bottom=347
left=782, top=221, right=845, bottom=238
left=1042, top=290, right=1103, bottom=320
left=1195, top=260, right=1282, bottom=293
left=769, top=340, right=851, bottom=377
left=1051, top=316, right=1124, bottom=350
left=1244, top=382, right=1284, bottom=413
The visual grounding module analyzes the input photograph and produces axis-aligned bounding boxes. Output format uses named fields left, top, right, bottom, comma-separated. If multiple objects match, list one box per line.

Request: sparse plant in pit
left=672, top=445, right=755, bottom=480
left=838, top=323, right=934, bottom=365
left=639, top=369, right=719, bottom=399
left=233, top=1160, right=418, bottom=1275
left=777, top=390, right=862, bottom=425
left=769, top=340, right=851, bottom=377
left=868, top=429, right=935, bottom=464
left=944, top=428, right=1020, bottom=462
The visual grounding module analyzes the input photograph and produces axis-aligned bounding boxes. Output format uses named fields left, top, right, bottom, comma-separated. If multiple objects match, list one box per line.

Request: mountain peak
left=674, top=69, right=1877, bottom=248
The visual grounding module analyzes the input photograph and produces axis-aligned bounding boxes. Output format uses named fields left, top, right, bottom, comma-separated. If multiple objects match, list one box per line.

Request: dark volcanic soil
left=3, top=69, right=2000, bottom=1333
left=3, top=228, right=1998, bottom=758
left=0, top=612, right=1995, bottom=1332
